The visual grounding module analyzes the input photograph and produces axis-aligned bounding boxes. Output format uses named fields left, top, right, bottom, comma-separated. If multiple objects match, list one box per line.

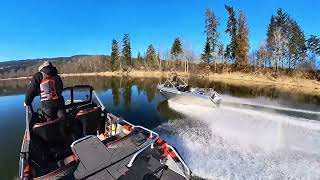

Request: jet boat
left=19, top=85, right=191, bottom=180
left=157, top=77, right=221, bottom=107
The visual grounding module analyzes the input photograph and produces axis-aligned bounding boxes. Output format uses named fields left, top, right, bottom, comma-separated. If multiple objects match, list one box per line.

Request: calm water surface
left=0, top=76, right=319, bottom=179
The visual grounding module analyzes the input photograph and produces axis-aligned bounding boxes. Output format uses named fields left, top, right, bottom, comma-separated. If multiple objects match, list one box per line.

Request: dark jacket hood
left=40, top=65, right=58, bottom=76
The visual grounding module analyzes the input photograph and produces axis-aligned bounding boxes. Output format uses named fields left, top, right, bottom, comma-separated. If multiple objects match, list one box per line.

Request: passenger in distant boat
left=24, top=61, right=66, bottom=122
left=170, top=72, right=179, bottom=87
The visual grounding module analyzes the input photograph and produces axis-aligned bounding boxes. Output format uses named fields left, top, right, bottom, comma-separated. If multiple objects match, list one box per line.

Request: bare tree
left=183, top=47, right=195, bottom=73
left=272, top=28, right=288, bottom=71
left=257, top=41, right=268, bottom=68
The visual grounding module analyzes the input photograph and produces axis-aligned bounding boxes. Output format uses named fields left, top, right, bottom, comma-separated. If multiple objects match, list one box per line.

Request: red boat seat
left=75, top=107, right=105, bottom=136
left=33, top=119, right=66, bottom=144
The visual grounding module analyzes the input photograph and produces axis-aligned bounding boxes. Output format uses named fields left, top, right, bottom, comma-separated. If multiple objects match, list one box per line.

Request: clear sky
left=0, top=0, right=319, bottom=61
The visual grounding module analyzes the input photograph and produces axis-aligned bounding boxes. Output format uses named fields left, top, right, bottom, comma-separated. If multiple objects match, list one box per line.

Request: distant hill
left=0, top=55, right=111, bottom=79
left=0, top=55, right=99, bottom=70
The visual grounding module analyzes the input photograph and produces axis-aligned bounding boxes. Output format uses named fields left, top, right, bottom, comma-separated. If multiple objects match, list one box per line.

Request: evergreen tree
left=236, top=11, right=250, bottom=66
left=218, top=44, right=224, bottom=63
left=266, top=15, right=277, bottom=62
left=275, top=8, right=288, bottom=34
left=306, top=35, right=320, bottom=70
left=137, top=52, right=142, bottom=61
left=170, top=37, right=183, bottom=60
left=306, top=35, right=320, bottom=55
left=225, top=5, right=238, bottom=61
left=122, top=34, right=132, bottom=67
left=157, top=52, right=161, bottom=70
left=201, top=38, right=211, bottom=64
left=204, top=9, right=220, bottom=69
left=266, top=9, right=290, bottom=70
left=146, top=45, right=157, bottom=66
left=111, top=77, right=120, bottom=106
left=287, top=17, right=306, bottom=69
left=224, top=45, right=232, bottom=64
left=110, top=39, right=119, bottom=71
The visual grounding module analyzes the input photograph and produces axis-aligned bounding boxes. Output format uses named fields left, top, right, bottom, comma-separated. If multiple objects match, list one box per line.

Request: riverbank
left=0, top=70, right=319, bottom=96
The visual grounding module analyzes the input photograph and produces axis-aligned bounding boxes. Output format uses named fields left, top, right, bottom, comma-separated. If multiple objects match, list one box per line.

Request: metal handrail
left=92, top=90, right=106, bottom=110
left=106, top=112, right=160, bottom=168
left=19, top=106, right=31, bottom=180
left=163, top=79, right=174, bottom=87
left=93, top=89, right=187, bottom=172
left=166, top=144, right=191, bottom=177
left=125, top=124, right=159, bottom=167
left=127, top=144, right=152, bottom=168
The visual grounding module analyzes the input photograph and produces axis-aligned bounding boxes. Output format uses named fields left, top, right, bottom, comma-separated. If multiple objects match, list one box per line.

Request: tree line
left=200, top=6, right=320, bottom=74
left=108, top=5, right=319, bottom=77
left=0, top=5, right=319, bottom=80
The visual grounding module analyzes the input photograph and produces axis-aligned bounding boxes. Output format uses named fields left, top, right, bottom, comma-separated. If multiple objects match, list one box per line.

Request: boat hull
left=158, top=87, right=219, bottom=108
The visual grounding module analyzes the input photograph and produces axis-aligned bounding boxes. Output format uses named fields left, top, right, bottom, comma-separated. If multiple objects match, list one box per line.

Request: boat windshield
left=63, top=85, right=93, bottom=107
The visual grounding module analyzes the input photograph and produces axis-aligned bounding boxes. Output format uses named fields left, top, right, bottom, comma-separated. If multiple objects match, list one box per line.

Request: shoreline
left=0, top=70, right=319, bottom=96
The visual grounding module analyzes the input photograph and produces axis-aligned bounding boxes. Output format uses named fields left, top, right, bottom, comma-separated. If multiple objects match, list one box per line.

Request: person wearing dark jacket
left=24, top=61, right=66, bottom=122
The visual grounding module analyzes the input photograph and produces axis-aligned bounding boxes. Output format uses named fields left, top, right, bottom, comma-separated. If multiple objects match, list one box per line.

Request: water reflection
left=1, top=76, right=318, bottom=111
left=0, top=76, right=319, bottom=179
left=123, top=79, right=132, bottom=111
left=111, top=77, right=120, bottom=106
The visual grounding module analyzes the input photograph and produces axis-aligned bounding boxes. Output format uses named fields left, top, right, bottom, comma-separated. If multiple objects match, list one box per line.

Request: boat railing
left=166, top=144, right=191, bottom=177
left=161, top=76, right=187, bottom=87
left=93, top=89, right=187, bottom=172
left=19, top=106, right=32, bottom=180
left=92, top=90, right=106, bottom=110
left=162, top=79, right=175, bottom=87
left=126, top=125, right=159, bottom=168
left=106, top=112, right=160, bottom=168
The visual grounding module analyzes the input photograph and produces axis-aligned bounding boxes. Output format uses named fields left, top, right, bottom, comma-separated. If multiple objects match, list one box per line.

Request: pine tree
left=111, top=39, right=120, bottom=71
left=157, top=52, right=161, bottom=70
left=266, top=9, right=289, bottom=70
left=170, top=37, right=183, bottom=60
left=225, top=5, right=238, bottom=61
left=266, top=15, right=276, bottom=66
left=201, top=38, right=211, bottom=64
left=224, top=45, right=232, bottom=64
left=218, top=44, right=224, bottom=63
left=236, top=11, right=250, bottom=66
left=306, top=35, right=320, bottom=55
left=137, top=52, right=142, bottom=61
left=122, top=34, right=132, bottom=67
left=306, top=35, right=320, bottom=70
left=146, top=45, right=157, bottom=67
left=204, top=9, right=220, bottom=70
left=287, top=17, right=306, bottom=69
left=275, top=9, right=289, bottom=69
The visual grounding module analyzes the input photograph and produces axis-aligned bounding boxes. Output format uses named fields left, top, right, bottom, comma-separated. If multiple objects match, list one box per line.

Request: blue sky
left=0, top=0, right=319, bottom=61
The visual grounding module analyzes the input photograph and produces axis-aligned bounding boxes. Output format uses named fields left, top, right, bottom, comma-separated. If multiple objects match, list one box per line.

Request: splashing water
left=155, top=100, right=320, bottom=180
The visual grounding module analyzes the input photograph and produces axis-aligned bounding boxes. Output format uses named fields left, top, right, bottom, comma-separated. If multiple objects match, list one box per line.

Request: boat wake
left=155, top=100, right=320, bottom=179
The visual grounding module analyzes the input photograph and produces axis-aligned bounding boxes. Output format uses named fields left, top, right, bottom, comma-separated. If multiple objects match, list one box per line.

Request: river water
left=0, top=76, right=319, bottom=179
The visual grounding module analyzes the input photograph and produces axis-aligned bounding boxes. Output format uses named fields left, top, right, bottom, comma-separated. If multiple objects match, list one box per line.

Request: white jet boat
left=157, top=77, right=221, bottom=107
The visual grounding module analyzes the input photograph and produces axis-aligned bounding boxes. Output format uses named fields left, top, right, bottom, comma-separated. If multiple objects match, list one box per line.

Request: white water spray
left=156, top=100, right=320, bottom=179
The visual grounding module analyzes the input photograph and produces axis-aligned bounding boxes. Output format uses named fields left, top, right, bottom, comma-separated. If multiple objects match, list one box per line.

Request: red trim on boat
left=24, top=164, right=31, bottom=178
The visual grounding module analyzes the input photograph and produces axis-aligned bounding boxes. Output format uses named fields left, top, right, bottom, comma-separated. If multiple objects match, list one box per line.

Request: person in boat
left=24, top=61, right=66, bottom=122
left=169, top=72, right=179, bottom=87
